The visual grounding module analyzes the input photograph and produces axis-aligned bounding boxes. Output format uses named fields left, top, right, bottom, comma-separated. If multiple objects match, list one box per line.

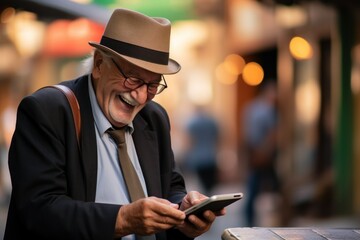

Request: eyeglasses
left=111, top=59, right=167, bottom=95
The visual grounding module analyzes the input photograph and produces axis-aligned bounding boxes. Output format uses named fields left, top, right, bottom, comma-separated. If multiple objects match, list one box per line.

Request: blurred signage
left=43, top=18, right=104, bottom=57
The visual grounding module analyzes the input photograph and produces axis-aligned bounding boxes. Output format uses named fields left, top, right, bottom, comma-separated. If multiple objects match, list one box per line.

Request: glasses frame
left=111, top=58, right=167, bottom=95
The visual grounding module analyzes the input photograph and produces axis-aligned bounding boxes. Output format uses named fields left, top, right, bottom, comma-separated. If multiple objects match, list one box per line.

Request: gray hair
left=79, top=49, right=113, bottom=75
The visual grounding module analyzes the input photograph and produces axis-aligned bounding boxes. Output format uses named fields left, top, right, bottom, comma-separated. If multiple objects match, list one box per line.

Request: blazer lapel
left=133, top=116, right=162, bottom=198
left=73, top=76, right=98, bottom=201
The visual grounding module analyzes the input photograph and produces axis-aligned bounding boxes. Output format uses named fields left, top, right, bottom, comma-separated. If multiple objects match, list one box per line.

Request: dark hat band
left=100, top=36, right=169, bottom=65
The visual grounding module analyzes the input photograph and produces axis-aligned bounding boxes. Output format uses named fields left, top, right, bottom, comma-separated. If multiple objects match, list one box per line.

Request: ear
left=92, top=50, right=103, bottom=79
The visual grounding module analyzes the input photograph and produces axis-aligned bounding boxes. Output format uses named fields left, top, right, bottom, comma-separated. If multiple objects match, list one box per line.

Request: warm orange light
left=242, top=62, right=264, bottom=86
left=289, top=36, right=313, bottom=60
left=224, top=54, right=246, bottom=75
left=215, top=63, right=238, bottom=85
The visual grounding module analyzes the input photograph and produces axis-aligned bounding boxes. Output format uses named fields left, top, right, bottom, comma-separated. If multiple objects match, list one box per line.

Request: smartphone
left=184, top=192, right=243, bottom=217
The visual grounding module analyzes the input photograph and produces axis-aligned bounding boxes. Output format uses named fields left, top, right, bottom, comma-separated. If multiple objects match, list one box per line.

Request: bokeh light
left=242, top=62, right=264, bottom=86
left=224, top=54, right=246, bottom=76
left=289, top=36, right=313, bottom=60
left=215, top=62, right=238, bottom=85
left=295, top=80, right=320, bottom=124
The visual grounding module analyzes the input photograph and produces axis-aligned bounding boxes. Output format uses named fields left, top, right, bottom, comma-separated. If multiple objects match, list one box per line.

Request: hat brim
left=89, top=41, right=181, bottom=75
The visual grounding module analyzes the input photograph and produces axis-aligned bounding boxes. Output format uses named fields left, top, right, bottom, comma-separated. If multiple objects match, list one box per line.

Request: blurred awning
left=43, top=18, right=104, bottom=57
left=92, top=0, right=195, bottom=22
left=1, top=0, right=111, bottom=24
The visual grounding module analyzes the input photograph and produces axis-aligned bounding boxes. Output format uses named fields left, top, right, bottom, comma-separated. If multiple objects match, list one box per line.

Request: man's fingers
left=141, top=197, right=186, bottom=226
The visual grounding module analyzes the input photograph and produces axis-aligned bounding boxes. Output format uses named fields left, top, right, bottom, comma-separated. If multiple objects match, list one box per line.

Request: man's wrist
left=114, top=206, right=128, bottom=238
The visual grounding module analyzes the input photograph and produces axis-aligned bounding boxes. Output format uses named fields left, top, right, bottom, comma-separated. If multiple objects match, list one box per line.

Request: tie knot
left=107, top=128, right=126, bottom=145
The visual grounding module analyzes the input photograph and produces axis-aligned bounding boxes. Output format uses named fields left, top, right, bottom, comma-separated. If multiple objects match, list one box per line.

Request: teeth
left=120, top=95, right=136, bottom=107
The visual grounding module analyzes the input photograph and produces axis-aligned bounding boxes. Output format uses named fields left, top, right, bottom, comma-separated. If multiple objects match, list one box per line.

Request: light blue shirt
left=88, top=75, right=148, bottom=239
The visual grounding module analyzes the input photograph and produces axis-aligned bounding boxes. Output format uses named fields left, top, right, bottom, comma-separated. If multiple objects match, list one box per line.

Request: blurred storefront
left=225, top=0, right=360, bottom=224
left=0, top=0, right=359, bottom=227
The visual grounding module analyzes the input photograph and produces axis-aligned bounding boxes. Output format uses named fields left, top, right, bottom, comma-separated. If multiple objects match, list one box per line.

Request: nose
left=130, top=84, right=149, bottom=104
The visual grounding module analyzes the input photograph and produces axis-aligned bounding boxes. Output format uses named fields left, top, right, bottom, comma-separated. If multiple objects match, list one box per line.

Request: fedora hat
left=89, top=8, right=181, bottom=74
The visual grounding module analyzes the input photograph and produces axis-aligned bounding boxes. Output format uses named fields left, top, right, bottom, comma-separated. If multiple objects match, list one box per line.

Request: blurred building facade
left=0, top=0, right=359, bottom=227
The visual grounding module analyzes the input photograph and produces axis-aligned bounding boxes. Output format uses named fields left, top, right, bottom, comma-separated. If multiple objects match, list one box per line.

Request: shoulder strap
left=47, top=85, right=81, bottom=149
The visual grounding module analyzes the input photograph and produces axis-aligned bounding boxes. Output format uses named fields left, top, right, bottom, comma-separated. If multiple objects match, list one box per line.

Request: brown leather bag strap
left=46, top=85, right=81, bottom=149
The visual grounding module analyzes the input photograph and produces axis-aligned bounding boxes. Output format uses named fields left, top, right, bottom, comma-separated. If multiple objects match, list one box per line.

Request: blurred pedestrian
left=183, top=106, right=220, bottom=195
left=242, top=80, right=280, bottom=227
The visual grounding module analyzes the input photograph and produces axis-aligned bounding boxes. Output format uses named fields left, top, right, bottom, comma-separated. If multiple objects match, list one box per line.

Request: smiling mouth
left=119, top=95, right=136, bottom=107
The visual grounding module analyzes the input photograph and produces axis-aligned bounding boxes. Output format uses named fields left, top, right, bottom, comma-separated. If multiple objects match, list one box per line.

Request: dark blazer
left=4, top=75, right=192, bottom=240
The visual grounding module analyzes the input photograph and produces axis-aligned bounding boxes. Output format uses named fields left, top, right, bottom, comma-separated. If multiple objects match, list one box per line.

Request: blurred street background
left=1, top=0, right=360, bottom=239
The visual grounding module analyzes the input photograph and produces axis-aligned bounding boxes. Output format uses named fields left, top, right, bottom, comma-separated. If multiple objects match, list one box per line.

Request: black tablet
left=184, top=192, right=243, bottom=217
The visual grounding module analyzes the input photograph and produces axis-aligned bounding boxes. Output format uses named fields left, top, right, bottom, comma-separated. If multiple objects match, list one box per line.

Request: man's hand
left=114, top=197, right=186, bottom=237
left=177, top=191, right=226, bottom=238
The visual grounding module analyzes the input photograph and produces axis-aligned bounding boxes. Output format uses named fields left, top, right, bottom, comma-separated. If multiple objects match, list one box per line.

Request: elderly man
left=4, top=8, right=224, bottom=240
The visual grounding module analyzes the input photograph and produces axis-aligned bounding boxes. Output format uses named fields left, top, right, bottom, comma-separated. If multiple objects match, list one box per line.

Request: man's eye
left=150, top=83, right=160, bottom=87
left=128, top=78, right=142, bottom=85
left=148, top=85, right=158, bottom=90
